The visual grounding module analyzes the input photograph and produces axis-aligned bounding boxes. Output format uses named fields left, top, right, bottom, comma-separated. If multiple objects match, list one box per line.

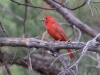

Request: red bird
left=42, top=16, right=75, bottom=60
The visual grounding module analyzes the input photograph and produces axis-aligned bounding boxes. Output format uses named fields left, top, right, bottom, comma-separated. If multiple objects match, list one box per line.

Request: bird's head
left=41, top=16, right=55, bottom=25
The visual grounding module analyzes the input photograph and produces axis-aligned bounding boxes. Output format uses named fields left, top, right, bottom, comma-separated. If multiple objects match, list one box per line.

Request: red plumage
left=43, top=16, right=75, bottom=60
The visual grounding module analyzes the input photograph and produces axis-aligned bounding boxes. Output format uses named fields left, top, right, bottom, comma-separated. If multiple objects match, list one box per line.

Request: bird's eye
left=45, top=18, right=47, bottom=20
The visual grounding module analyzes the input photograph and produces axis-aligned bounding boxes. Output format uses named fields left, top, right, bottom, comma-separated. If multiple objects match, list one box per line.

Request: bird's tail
left=67, top=49, right=75, bottom=60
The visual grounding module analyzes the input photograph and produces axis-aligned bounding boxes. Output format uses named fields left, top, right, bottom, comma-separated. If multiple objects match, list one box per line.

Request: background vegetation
left=0, top=0, right=100, bottom=75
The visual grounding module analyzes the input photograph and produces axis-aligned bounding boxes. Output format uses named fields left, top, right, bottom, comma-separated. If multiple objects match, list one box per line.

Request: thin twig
left=52, top=0, right=87, bottom=10
left=73, top=25, right=81, bottom=42
left=87, top=0, right=94, bottom=16
left=84, top=54, right=97, bottom=61
left=49, top=50, right=79, bottom=68
left=10, top=0, right=55, bottom=10
left=55, top=52, right=74, bottom=75
left=10, top=47, right=17, bottom=66
left=41, top=31, right=47, bottom=40
left=92, top=4, right=100, bottom=14
left=4, top=61, right=12, bottom=75
left=28, top=47, right=33, bottom=71
left=0, top=22, right=9, bottom=37
left=22, top=0, right=28, bottom=38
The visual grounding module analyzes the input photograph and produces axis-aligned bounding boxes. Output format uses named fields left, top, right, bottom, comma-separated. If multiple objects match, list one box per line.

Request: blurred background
left=0, top=0, right=100, bottom=75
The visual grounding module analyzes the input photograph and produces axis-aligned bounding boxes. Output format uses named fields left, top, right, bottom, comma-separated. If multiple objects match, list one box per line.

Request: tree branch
left=0, top=38, right=100, bottom=53
left=52, top=0, right=87, bottom=10
left=0, top=50, right=61, bottom=75
left=0, top=22, right=9, bottom=37
left=10, top=0, right=55, bottom=10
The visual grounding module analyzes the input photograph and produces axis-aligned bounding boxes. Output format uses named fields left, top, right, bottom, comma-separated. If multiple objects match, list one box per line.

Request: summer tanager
left=42, top=16, right=75, bottom=59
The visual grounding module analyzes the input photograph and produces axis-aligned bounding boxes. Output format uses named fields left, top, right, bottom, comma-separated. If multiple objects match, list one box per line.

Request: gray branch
left=0, top=38, right=100, bottom=53
left=0, top=50, right=61, bottom=75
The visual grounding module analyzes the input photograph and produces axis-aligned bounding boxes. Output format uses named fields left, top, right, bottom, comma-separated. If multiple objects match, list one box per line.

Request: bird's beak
left=40, top=18, right=44, bottom=21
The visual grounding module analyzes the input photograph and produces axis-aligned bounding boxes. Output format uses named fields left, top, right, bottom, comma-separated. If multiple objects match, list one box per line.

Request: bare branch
left=10, top=0, right=55, bottom=10
left=41, top=31, right=47, bottom=40
left=4, top=61, right=12, bottom=75
left=0, top=22, right=9, bottom=37
left=22, top=0, right=28, bottom=38
left=0, top=50, right=12, bottom=75
left=0, top=4, right=23, bottom=21
left=73, top=25, right=82, bottom=42
left=87, top=0, right=94, bottom=16
left=49, top=50, right=79, bottom=68
left=92, top=4, right=100, bottom=14
left=0, top=38, right=100, bottom=52
left=28, top=47, right=33, bottom=71
left=52, top=0, right=87, bottom=10
left=1, top=51, right=61, bottom=75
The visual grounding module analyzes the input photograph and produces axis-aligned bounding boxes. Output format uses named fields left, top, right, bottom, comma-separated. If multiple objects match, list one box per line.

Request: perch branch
left=0, top=38, right=100, bottom=52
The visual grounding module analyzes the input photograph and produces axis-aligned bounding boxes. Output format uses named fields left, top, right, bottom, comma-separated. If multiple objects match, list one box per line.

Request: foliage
left=0, top=0, right=100, bottom=75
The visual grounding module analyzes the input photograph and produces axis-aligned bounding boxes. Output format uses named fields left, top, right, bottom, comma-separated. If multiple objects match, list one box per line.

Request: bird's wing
left=53, top=22, right=68, bottom=41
